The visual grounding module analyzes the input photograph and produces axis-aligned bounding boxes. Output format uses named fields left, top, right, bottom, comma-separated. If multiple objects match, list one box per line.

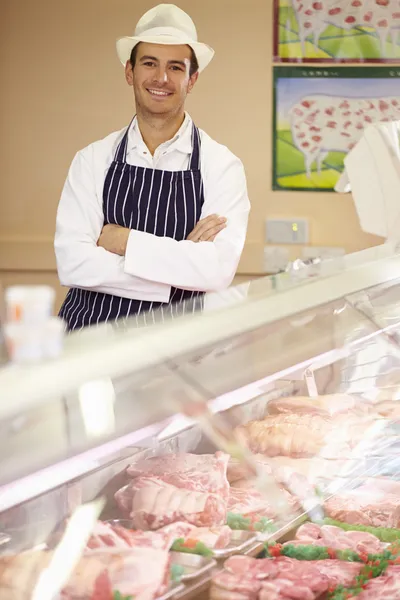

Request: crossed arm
left=55, top=146, right=250, bottom=298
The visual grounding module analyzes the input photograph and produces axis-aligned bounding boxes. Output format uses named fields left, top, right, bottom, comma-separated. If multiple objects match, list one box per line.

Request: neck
left=136, top=109, right=186, bottom=155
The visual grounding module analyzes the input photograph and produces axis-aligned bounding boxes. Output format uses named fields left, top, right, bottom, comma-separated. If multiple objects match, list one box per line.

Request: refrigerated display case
left=2, top=243, right=400, bottom=599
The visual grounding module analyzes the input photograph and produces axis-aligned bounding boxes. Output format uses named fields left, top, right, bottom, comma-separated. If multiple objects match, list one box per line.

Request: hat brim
left=116, top=35, right=214, bottom=73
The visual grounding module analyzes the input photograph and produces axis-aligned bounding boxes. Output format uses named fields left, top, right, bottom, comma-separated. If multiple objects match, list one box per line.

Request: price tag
left=304, top=368, right=318, bottom=397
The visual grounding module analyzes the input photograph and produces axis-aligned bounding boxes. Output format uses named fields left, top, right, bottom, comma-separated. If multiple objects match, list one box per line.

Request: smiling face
left=125, top=42, right=199, bottom=118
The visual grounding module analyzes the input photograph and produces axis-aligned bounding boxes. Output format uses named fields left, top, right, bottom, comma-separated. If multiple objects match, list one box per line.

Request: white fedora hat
left=116, top=4, right=214, bottom=73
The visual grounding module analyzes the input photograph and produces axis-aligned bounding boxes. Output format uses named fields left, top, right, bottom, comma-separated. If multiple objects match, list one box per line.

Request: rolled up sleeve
left=124, top=147, right=250, bottom=291
left=54, top=148, right=171, bottom=302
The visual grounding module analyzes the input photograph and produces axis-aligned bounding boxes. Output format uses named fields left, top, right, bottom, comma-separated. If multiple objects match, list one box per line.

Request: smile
left=147, top=89, right=172, bottom=97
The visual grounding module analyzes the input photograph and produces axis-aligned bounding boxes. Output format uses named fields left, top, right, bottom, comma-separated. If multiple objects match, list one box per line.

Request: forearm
left=124, top=230, right=240, bottom=291
left=55, top=238, right=171, bottom=301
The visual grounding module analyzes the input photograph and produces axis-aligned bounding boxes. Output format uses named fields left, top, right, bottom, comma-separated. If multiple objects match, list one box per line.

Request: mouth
left=146, top=88, right=173, bottom=99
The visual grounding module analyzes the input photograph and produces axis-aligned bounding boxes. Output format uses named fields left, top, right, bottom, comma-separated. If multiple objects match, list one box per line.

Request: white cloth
left=335, top=121, right=400, bottom=241
left=55, top=114, right=250, bottom=302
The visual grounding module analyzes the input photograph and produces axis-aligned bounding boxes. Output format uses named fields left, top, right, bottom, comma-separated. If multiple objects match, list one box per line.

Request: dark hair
left=129, top=43, right=199, bottom=77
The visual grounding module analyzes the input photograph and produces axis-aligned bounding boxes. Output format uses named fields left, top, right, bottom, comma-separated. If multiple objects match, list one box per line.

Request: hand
left=187, top=214, right=227, bottom=243
left=97, top=224, right=130, bottom=256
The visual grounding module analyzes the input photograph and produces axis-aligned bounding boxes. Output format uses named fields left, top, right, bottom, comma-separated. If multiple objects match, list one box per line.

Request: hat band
left=134, top=25, right=198, bottom=43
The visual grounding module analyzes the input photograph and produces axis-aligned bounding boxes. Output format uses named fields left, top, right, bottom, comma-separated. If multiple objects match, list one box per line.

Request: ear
left=125, top=60, right=134, bottom=86
left=187, top=72, right=199, bottom=94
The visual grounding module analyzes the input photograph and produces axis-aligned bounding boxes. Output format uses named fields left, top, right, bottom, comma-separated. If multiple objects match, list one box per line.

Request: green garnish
left=170, top=564, right=185, bottom=583
left=263, top=539, right=400, bottom=599
left=322, top=518, right=400, bottom=543
left=113, top=593, right=133, bottom=600
left=171, top=538, right=213, bottom=557
left=227, top=512, right=277, bottom=533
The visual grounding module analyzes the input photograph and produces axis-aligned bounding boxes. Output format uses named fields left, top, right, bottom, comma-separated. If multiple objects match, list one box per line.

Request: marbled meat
left=115, top=452, right=230, bottom=530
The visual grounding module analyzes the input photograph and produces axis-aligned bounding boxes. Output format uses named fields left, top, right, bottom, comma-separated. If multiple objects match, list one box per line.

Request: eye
left=170, top=65, right=184, bottom=72
left=143, top=61, right=156, bottom=67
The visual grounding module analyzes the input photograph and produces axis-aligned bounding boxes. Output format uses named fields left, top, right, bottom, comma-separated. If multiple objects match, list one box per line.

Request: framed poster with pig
left=272, top=66, right=400, bottom=191
left=274, top=0, right=400, bottom=63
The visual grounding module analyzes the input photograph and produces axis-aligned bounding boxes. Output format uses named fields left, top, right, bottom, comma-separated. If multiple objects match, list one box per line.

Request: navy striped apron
left=59, top=121, right=205, bottom=331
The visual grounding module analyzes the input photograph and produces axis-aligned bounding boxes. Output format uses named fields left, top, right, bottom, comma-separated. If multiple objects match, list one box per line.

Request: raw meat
left=349, top=565, right=400, bottom=599
left=127, top=451, right=230, bottom=499
left=213, top=556, right=329, bottom=600
left=188, top=525, right=232, bottom=549
left=324, top=482, right=400, bottom=528
left=0, top=550, right=52, bottom=600
left=62, top=546, right=171, bottom=600
left=210, top=570, right=262, bottom=600
left=235, top=414, right=331, bottom=458
left=228, top=487, right=278, bottom=518
left=267, top=395, right=367, bottom=418
left=288, top=523, right=385, bottom=554
left=115, top=452, right=230, bottom=530
left=117, top=476, right=227, bottom=529
left=235, top=413, right=383, bottom=459
left=313, top=559, right=361, bottom=588
left=259, top=579, right=315, bottom=600
left=228, top=484, right=300, bottom=522
left=212, top=555, right=362, bottom=600
left=86, top=520, right=188, bottom=552
left=224, top=555, right=279, bottom=578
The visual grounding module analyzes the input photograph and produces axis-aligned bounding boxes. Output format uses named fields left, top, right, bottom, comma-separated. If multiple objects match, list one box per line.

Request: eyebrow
left=139, top=55, right=187, bottom=67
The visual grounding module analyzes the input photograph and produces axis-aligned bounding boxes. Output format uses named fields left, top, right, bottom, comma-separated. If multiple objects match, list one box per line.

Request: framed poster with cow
left=272, top=66, right=400, bottom=191
left=274, top=0, right=400, bottom=63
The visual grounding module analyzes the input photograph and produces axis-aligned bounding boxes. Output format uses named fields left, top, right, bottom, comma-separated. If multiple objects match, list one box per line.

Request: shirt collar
left=127, top=112, right=194, bottom=155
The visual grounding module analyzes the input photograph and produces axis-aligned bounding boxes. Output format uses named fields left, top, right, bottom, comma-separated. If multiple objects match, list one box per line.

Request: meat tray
left=212, top=530, right=259, bottom=559
left=157, top=581, right=186, bottom=600
left=170, top=551, right=216, bottom=581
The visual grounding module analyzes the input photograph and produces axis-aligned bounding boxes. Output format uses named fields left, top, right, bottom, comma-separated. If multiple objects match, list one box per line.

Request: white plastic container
left=4, top=323, right=43, bottom=364
left=4, top=318, right=64, bottom=364
left=5, top=286, right=55, bottom=324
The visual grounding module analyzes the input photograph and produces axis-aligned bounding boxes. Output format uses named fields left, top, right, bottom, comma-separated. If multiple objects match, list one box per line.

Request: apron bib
left=59, top=121, right=204, bottom=331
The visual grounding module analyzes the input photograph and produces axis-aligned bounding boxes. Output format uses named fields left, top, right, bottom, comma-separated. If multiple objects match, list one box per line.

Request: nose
left=153, top=65, right=169, bottom=85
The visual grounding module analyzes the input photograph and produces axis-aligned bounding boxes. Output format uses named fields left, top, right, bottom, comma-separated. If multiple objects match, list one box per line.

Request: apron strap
left=188, top=125, right=201, bottom=171
left=114, top=115, right=136, bottom=163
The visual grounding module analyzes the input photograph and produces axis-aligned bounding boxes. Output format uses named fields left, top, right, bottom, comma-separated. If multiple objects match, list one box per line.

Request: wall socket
left=266, top=218, right=309, bottom=245
left=264, top=246, right=290, bottom=273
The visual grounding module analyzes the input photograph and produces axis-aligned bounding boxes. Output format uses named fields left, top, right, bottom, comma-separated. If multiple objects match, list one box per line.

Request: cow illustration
left=288, top=94, right=400, bottom=177
left=291, top=0, right=400, bottom=58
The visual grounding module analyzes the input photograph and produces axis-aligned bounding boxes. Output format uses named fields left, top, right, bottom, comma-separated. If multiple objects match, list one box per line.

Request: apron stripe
left=60, top=120, right=205, bottom=331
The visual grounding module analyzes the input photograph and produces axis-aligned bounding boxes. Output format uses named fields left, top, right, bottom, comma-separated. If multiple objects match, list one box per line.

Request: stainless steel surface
left=170, top=552, right=216, bottom=581
left=157, top=582, right=186, bottom=600
left=212, top=530, right=258, bottom=559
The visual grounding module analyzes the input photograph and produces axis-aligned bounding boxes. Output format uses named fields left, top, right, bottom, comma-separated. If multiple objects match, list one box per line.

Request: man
left=55, top=4, right=250, bottom=331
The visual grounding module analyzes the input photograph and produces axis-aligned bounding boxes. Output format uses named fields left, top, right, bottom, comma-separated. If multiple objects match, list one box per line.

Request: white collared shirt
left=55, top=114, right=250, bottom=303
